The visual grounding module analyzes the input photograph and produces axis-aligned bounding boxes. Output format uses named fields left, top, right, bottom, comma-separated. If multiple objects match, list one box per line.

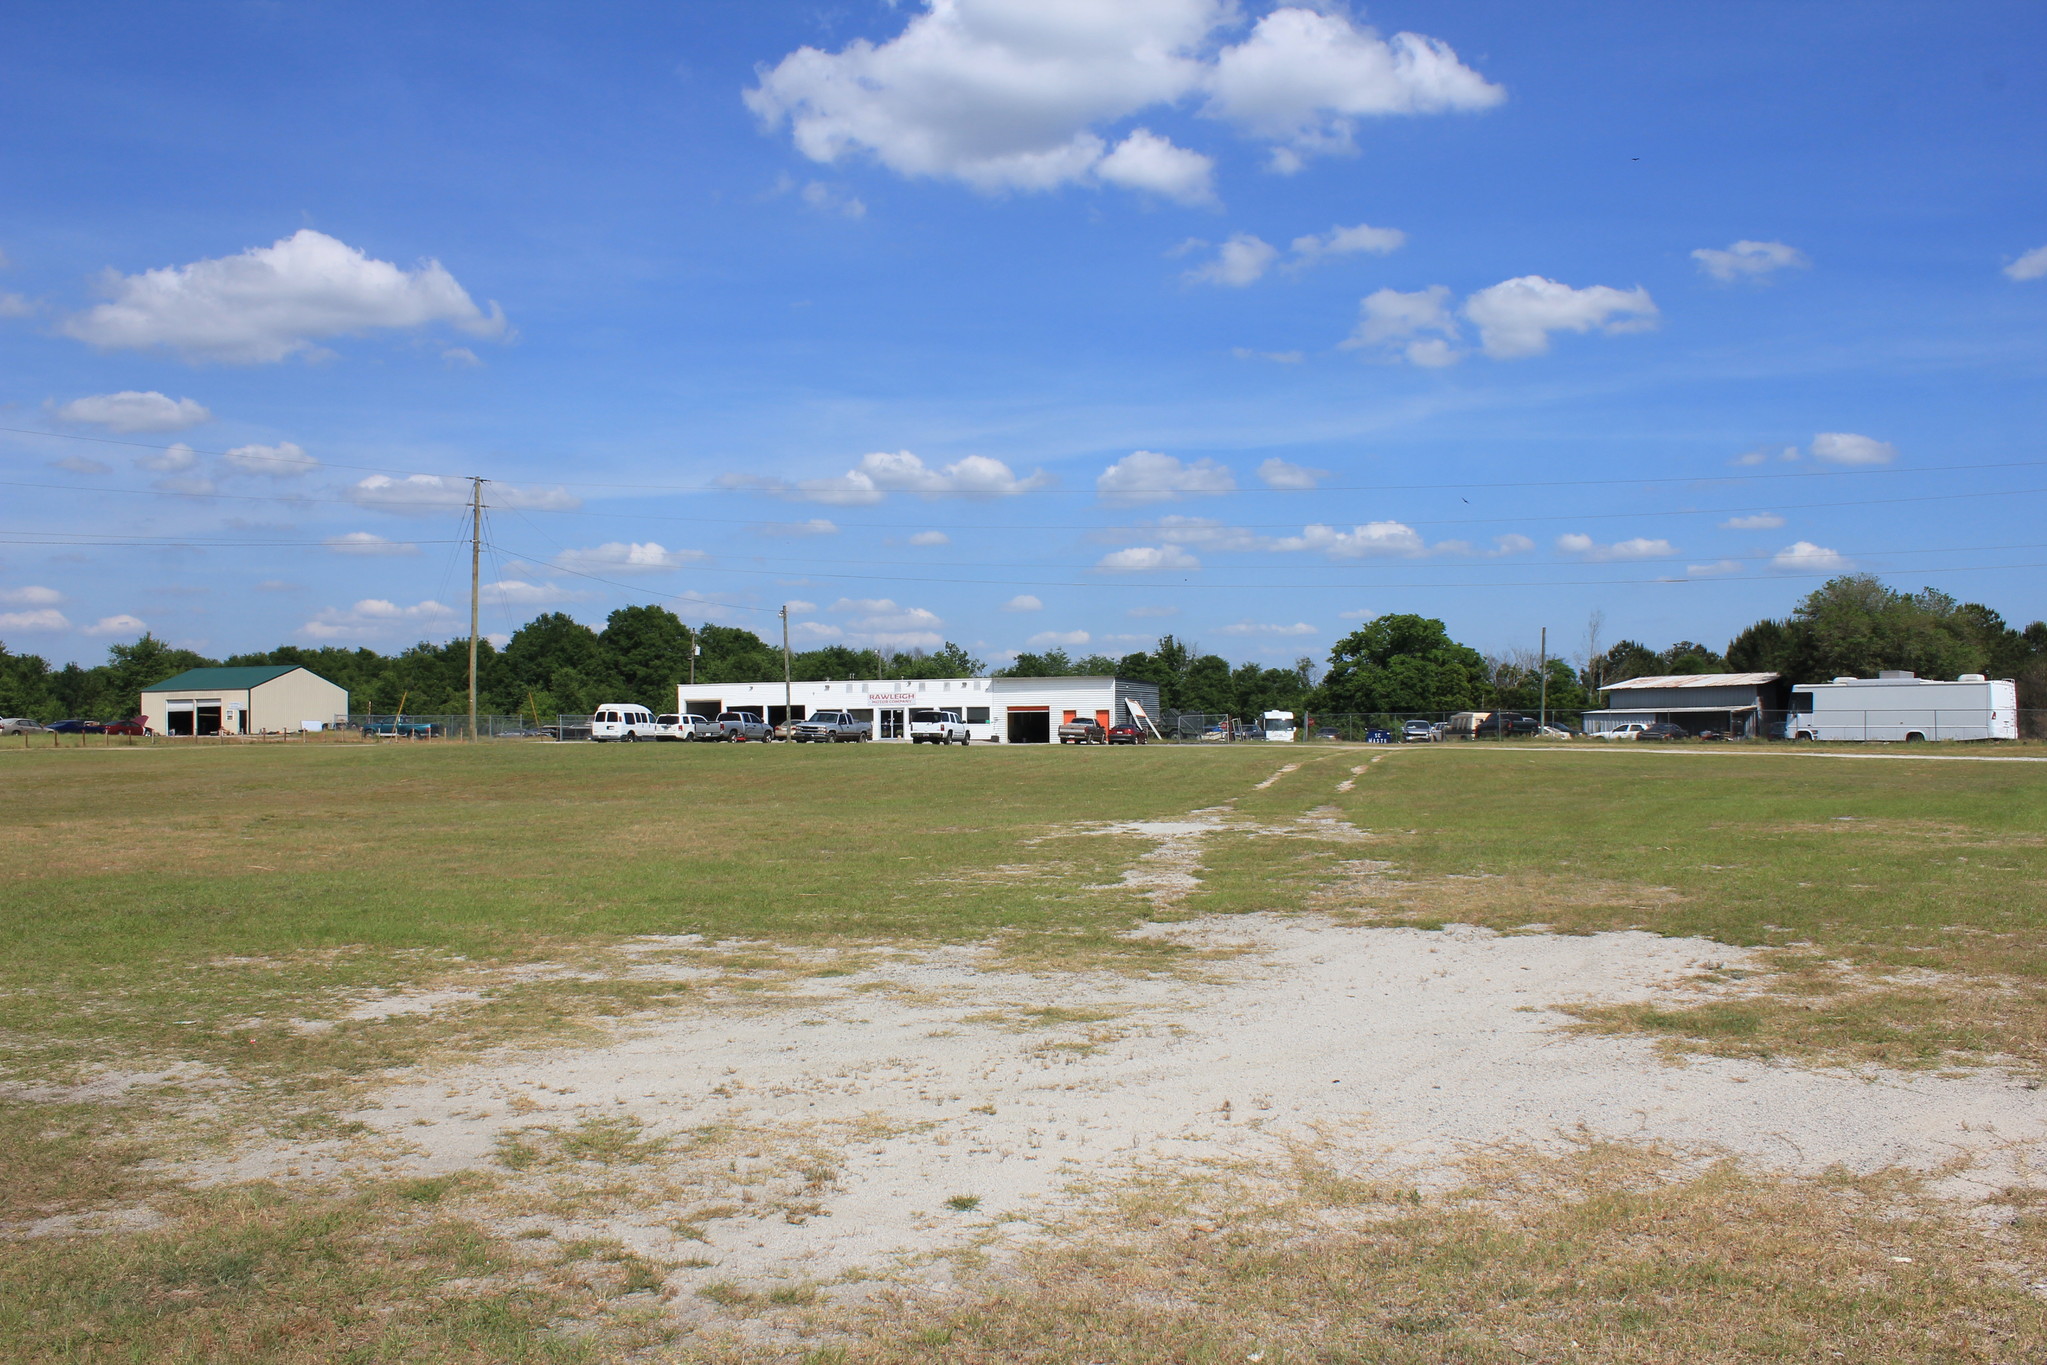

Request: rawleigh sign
left=870, top=692, right=917, bottom=703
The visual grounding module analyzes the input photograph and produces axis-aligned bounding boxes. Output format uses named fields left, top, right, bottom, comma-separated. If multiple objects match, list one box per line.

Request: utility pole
left=687, top=625, right=697, bottom=687
left=780, top=604, right=793, bottom=726
left=1538, top=625, right=1549, bottom=730
left=468, top=477, right=485, bottom=742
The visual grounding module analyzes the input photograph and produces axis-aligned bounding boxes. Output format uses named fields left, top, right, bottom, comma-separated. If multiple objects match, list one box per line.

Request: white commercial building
left=676, top=675, right=1162, bottom=744
left=140, top=664, right=349, bottom=736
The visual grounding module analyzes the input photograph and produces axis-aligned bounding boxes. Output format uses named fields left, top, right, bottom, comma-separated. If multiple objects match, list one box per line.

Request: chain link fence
left=1158, top=708, right=2044, bottom=743
left=346, top=714, right=547, bottom=739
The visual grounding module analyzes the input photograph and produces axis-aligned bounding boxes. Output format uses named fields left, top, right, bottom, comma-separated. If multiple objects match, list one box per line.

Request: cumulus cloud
left=1721, top=513, right=1785, bottom=530
left=62, top=229, right=508, bottom=364
left=552, top=542, right=705, bottom=575
left=1274, top=521, right=1426, bottom=557
left=732, top=450, right=1051, bottom=505
left=1772, top=541, right=1851, bottom=574
left=1145, top=515, right=1267, bottom=551
left=50, top=390, right=211, bottom=432
left=301, top=597, right=456, bottom=641
left=1556, top=533, right=1673, bottom=561
left=1289, top=222, right=1406, bottom=262
left=82, top=614, right=148, bottom=637
left=1185, top=233, right=1280, bottom=286
left=1095, top=544, right=1201, bottom=572
left=2002, top=245, right=2047, bottom=281
left=223, top=441, right=315, bottom=477
left=1214, top=620, right=1317, bottom=637
left=1096, top=450, right=1234, bottom=503
left=1027, top=628, right=1092, bottom=649
left=745, top=2, right=1497, bottom=199
left=906, top=530, right=951, bottom=547
left=1256, top=457, right=1327, bottom=489
left=1691, top=239, right=1809, bottom=283
left=135, top=441, right=199, bottom=474
left=1732, top=445, right=1800, bottom=466
left=325, top=532, right=420, bottom=557
left=817, top=596, right=947, bottom=649
left=0, top=608, right=71, bottom=631
left=1462, top=276, right=1659, bottom=359
left=1488, top=534, right=1536, bottom=556
left=1809, top=432, right=1896, bottom=465
left=345, top=473, right=579, bottom=515
left=483, top=579, right=586, bottom=606
left=1, top=586, right=65, bottom=607
left=756, top=518, right=839, bottom=537
left=1342, top=285, right=1461, bottom=365
left=799, top=179, right=868, bottom=219
left=1002, top=594, right=1044, bottom=612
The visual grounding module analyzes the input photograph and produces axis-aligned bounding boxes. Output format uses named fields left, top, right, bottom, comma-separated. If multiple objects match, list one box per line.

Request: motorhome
left=1783, top=673, right=2018, bottom=742
left=1262, top=710, right=1298, bottom=743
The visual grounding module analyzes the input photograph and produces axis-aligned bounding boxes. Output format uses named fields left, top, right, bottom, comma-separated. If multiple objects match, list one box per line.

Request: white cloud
left=62, top=230, right=508, bottom=364
left=908, top=530, right=951, bottom=546
left=736, top=450, right=1051, bottom=505
left=50, top=390, right=211, bottom=432
left=1095, top=128, right=1217, bottom=205
left=1489, top=533, right=1536, bottom=556
left=1343, top=284, right=1460, bottom=365
left=442, top=346, right=483, bottom=368
left=0, top=292, right=32, bottom=318
left=1772, top=541, right=1851, bottom=574
left=301, top=597, right=457, bottom=641
left=553, top=542, right=705, bottom=574
left=483, top=578, right=586, bottom=606
left=745, top=2, right=1497, bottom=198
left=1556, top=533, right=1673, bottom=561
left=800, top=180, right=868, bottom=219
left=82, top=613, right=148, bottom=637
left=1732, top=445, right=1800, bottom=467
left=325, top=532, right=420, bottom=557
left=1721, top=513, right=1785, bottom=530
left=2002, top=244, right=2047, bottom=281
left=136, top=441, right=199, bottom=474
left=1204, top=7, right=1504, bottom=166
left=1002, top=594, right=1044, bottom=612
left=1096, top=450, right=1234, bottom=503
left=1462, top=276, right=1659, bottom=359
left=1231, top=347, right=1304, bottom=363
left=1027, top=629, right=1092, bottom=649
left=1691, top=239, right=1809, bottom=283
left=817, top=596, right=947, bottom=649
left=1146, top=515, right=1267, bottom=551
left=1809, top=431, right=1896, bottom=466
left=1289, top=222, right=1406, bottom=262
left=1, top=585, right=65, bottom=606
left=223, top=441, right=315, bottom=477
left=1274, top=521, right=1426, bottom=557
left=345, top=473, right=579, bottom=515
left=757, top=518, right=839, bottom=537
left=1095, top=544, right=1201, bottom=572
left=0, top=608, right=71, bottom=631
left=1256, top=457, right=1327, bottom=489
left=1214, top=620, right=1317, bottom=637
left=53, top=455, right=113, bottom=475
left=1186, top=233, right=1279, bottom=286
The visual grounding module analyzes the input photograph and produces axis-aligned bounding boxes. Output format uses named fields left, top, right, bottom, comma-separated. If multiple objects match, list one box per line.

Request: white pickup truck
left=909, top=708, right=970, bottom=744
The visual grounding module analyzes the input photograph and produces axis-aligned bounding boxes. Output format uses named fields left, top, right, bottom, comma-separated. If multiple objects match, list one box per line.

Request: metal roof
left=142, top=664, right=308, bottom=692
left=1602, top=672, right=1779, bottom=691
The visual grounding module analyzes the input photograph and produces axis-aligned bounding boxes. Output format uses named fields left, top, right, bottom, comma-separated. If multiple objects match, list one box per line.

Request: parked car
left=790, top=710, right=871, bottom=743
left=591, top=704, right=662, bottom=742
left=908, top=709, right=970, bottom=745
left=1597, top=723, right=1649, bottom=741
left=654, top=713, right=717, bottom=741
left=1058, top=718, right=1106, bottom=744
left=713, top=710, right=775, bottom=742
left=1535, top=723, right=1576, bottom=739
left=1, top=717, right=49, bottom=734
left=46, top=718, right=106, bottom=734
left=102, top=716, right=150, bottom=736
left=1638, top=722, right=1690, bottom=741
left=1401, top=719, right=1436, bottom=743
left=1105, top=723, right=1148, bottom=745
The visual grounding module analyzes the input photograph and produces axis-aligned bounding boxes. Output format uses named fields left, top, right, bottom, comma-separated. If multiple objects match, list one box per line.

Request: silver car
left=1, top=717, right=49, bottom=734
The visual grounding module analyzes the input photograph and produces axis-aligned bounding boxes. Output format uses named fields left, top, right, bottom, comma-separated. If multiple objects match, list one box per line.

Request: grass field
left=3, top=738, right=2043, bottom=1362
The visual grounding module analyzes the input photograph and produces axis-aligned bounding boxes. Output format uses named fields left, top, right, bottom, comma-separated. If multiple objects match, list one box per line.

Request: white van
left=590, top=703, right=661, bottom=742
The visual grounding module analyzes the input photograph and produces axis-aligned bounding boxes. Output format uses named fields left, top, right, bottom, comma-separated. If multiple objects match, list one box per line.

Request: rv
left=1783, top=673, right=2018, bottom=742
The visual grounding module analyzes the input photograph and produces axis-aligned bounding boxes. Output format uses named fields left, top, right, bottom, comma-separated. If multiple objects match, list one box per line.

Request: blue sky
left=3, top=1, right=2043, bottom=669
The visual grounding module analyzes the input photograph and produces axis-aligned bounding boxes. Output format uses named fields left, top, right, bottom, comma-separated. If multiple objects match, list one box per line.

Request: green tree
left=599, top=605, right=691, bottom=705
left=1320, top=614, right=1488, bottom=714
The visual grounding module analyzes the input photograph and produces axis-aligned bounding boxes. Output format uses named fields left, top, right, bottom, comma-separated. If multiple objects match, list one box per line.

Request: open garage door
left=1006, top=707, right=1051, bottom=744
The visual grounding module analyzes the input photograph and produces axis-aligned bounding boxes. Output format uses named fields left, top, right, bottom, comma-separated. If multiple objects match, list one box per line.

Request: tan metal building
left=139, top=665, right=349, bottom=736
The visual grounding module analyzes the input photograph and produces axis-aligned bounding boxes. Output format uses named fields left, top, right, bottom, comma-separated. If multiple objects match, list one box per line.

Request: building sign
left=869, top=692, right=917, bottom=702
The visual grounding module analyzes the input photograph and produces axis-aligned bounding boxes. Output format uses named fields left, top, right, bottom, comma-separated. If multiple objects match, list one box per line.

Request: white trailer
left=1784, top=673, right=2018, bottom=742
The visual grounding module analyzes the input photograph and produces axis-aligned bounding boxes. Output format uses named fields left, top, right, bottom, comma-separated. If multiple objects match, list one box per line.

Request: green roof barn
left=140, top=665, right=348, bottom=736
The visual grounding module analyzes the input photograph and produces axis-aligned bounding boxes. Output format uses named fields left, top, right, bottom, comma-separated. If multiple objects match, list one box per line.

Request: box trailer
left=1783, top=673, right=2018, bottom=742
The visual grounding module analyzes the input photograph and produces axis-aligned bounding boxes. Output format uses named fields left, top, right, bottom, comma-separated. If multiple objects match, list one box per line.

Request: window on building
left=966, top=707, right=989, bottom=724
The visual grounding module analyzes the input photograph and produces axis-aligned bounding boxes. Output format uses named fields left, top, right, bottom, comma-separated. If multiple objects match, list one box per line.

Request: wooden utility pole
left=688, top=625, right=697, bottom=687
left=1538, top=625, right=1549, bottom=730
left=468, top=477, right=485, bottom=742
left=780, top=604, right=792, bottom=725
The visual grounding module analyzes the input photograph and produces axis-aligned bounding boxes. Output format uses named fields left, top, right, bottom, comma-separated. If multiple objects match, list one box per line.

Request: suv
left=1058, top=718, right=1106, bottom=744
left=1401, top=719, right=1436, bottom=743
left=713, top=710, right=775, bottom=742
left=655, top=713, right=717, bottom=741
left=791, top=710, right=871, bottom=743
left=908, top=709, right=970, bottom=745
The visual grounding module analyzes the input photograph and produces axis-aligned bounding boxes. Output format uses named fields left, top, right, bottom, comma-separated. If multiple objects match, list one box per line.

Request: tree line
left=3, top=575, right=2041, bottom=723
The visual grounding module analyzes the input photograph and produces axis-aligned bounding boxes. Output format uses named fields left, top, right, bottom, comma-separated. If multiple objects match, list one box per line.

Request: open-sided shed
left=1583, top=672, right=1785, bottom=737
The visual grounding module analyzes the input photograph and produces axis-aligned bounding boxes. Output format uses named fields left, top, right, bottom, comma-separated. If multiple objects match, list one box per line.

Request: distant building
left=140, top=665, right=349, bottom=736
left=1582, top=672, right=1785, bottom=738
left=676, top=675, right=1161, bottom=743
